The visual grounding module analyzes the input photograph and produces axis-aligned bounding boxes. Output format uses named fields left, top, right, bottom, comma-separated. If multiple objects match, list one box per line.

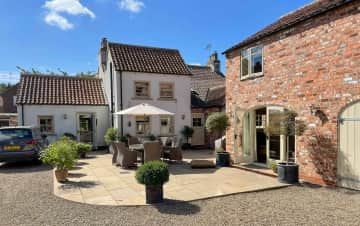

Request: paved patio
left=54, top=150, right=289, bottom=206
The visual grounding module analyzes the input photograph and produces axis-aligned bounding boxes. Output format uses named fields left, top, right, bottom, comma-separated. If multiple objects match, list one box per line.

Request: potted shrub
left=205, top=112, right=230, bottom=167
left=75, top=142, right=92, bottom=158
left=180, top=126, right=194, bottom=149
left=265, top=110, right=306, bottom=184
left=135, top=161, right=169, bottom=204
left=105, top=128, right=119, bottom=153
left=40, top=139, right=78, bottom=182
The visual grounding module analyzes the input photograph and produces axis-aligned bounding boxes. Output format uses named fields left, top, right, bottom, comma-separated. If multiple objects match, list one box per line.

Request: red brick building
left=224, top=0, right=360, bottom=189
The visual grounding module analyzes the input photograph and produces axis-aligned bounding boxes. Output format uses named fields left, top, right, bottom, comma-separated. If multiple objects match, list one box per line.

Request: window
left=241, top=46, right=263, bottom=79
left=38, top=116, right=54, bottom=134
left=134, top=81, right=150, bottom=98
left=192, top=118, right=202, bottom=127
left=159, top=83, right=174, bottom=99
left=136, top=116, right=150, bottom=135
left=160, top=116, right=174, bottom=135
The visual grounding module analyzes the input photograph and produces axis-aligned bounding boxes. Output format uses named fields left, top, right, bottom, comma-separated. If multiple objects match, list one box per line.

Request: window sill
left=132, top=97, right=153, bottom=101
left=158, top=98, right=177, bottom=102
left=240, top=73, right=264, bottom=81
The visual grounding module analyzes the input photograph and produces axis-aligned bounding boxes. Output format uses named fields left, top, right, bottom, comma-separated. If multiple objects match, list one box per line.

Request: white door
left=338, top=102, right=360, bottom=190
left=191, top=113, right=205, bottom=146
left=266, top=106, right=286, bottom=163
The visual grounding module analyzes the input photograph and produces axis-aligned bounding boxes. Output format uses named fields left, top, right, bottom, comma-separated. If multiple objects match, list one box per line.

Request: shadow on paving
left=0, top=161, right=52, bottom=174
left=59, top=180, right=99, bottom=190
left=296, top=182, right=360, bottom=195
left=154, top=199, right=201, bottom=215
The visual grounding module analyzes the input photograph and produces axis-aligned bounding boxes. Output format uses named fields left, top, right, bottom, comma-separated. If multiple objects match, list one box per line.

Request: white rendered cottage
left=16, top=74, right=109, bottom=148
left=98, top=38, right=192, bottom=138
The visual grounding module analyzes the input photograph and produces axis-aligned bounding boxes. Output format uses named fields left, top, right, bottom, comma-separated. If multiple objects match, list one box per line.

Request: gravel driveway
left=1, top=161, right=360, bottom=226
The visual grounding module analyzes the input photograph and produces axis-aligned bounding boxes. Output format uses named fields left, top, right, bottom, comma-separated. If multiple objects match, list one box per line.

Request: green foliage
left=269, top=160, right=278, bottom=173
left=105, top=128, right=118, bottom=145
left=16, top=66, right=96, bottom=78
left=181, top=126, right=194, bottom=144
left=0, top=83, right=12, bottom=95
left=75, top=142, right=92, bottom=157
left=149, top=134, right=156, bottom=141
left=120, top=136, right=128, bottom=143
left=40, top=139, right=78, bottom=170
left=205, top=112, right=230, bottom=135
left=136, top=161, right=169, bottom=186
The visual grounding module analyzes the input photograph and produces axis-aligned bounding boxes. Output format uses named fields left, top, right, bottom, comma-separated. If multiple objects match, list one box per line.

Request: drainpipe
left=120, top=71, right=124, bottom=137
left=21, top=104, right=24, bottom=126
left=110, top=63, right=114, bottom=127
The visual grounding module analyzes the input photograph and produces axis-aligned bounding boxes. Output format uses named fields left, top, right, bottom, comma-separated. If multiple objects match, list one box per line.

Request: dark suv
left=0, top=126, right=46, bottom=163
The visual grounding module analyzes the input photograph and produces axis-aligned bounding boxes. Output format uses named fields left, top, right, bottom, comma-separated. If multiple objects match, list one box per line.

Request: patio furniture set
left=110, top=136, right=183, bottom=168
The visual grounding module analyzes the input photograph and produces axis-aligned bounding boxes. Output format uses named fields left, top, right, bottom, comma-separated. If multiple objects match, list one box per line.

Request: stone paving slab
left=54, top=151, right=289, bottom=206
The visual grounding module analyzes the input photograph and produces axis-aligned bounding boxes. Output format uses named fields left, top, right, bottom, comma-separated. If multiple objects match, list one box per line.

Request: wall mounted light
left=63, top=114, right=67, bottom=120
left=181, top=114, right=185, bottom=120
left=128, top=121, right=132, bottom=127
left=309, top=104, right=320, bottom=116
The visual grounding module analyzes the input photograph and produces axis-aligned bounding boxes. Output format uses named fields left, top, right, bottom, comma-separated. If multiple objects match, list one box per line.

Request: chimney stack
left=207, top=51, right=221, bottom=73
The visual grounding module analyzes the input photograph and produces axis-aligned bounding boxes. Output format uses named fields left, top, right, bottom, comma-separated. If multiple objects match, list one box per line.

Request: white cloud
left=43, top=0, right=95, bottom=30
left=44, top=11, right=74, bottom=30
left=118, top=0, right=145, bottom=13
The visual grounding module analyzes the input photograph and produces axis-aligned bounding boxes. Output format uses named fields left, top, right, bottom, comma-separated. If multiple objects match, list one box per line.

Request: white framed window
left=159, top=83, right=174, bottom=99
left=136, top=116, right=151, bottom=135
left=160, top=116, right=174, bottom=135
left=241, top=46, right=263, bottom=79
left=38, top=116, right=54, bottom=134
left=134, top=81, right=150, bottom=98
left=192, top=117, right=203, bottom=127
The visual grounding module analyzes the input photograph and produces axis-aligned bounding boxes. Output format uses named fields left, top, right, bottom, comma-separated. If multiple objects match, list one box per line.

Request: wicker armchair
left=163, top=138, right=183, bottom=161
left=143, top=141, right=163, bottom=162
left=115, top=142, right=137, bottom=168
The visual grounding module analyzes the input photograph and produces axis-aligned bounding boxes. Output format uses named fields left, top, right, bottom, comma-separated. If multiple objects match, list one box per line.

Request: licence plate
left=4, top=145, right=21, bottom=151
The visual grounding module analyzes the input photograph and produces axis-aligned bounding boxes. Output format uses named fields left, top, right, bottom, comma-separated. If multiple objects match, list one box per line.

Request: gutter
left=110, top=63, right=114, bottom=127
left=120, top=71, right=124, bottom=137
left=21, top=104, right=24, bottom=126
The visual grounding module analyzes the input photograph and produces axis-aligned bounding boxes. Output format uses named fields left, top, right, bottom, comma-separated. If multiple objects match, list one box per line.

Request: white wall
left=114, top=71, right=192, bottom=137
left=17, top=105, right=109, bottom=147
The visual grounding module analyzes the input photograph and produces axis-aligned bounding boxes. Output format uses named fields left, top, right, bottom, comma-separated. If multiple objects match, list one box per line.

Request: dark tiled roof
left=189, top=65, right=225, bottom=108
left=17, top=74, right=107, bottom=105
left=108, top=42, right=192, bottom=75
left=224, top=0, right=355, bottom=53
left=206, top=85, right=225, bottom=107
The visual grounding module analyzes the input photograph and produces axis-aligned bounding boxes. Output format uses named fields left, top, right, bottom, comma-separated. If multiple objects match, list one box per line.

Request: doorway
left=191, top=113, right=205, bottom=146
left=78, top=114, right=95, bottom=145
left=255, top=108, right=267, bottom=163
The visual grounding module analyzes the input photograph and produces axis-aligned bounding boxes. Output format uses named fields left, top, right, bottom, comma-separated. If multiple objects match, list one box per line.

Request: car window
left=0, top=129, right=33, bottom=139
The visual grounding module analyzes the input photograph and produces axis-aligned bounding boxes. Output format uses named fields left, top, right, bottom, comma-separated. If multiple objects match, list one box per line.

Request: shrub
left=62, top=133, right=77, bottom=140
left=269, top=160, right=278, bottom=173
left=75, top=142, right=92, bottom=157
left=205, top=112, right=230, bottom=136
left=149, top=134, right=156, bottom=141
left=105, top=128, right=118, bottom=145
left=180, top=126, right=194, bottom=144
left=40, top=140, right=77, bottom=170
left=136, top=161, right=169, bottom=186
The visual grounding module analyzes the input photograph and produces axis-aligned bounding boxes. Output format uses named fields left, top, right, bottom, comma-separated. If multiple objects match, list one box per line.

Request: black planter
left=181, top=143, right=191, bottom=150
left=145, top=185, right=163, bottom=204
left=216, top=152, right=230, bottom=167
left=277, top=162, right=299, bottom=184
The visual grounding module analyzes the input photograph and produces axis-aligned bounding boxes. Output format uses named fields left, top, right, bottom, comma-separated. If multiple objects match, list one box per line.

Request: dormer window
left=241, top=46, right=263, bottom=79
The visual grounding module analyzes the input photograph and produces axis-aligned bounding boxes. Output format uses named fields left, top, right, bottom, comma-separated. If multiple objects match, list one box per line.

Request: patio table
left=129, top=144, right=144, bottom=164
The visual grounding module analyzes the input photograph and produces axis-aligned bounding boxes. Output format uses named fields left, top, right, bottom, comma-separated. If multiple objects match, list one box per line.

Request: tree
left=180, top=126, right=194, bottom=145
left=205, top=112, right=230, bottom=138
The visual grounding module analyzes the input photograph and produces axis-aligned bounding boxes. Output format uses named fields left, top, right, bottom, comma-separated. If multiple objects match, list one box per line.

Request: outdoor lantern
left=182, top=114, right=185, bottom=120
left=128, top=121, right=132, bottom=127
left=63, top=114, right=67, bottom=120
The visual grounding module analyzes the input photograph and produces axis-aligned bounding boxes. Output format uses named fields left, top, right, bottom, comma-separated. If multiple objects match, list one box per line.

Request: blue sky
left=0, top=0, right=313, bottom=84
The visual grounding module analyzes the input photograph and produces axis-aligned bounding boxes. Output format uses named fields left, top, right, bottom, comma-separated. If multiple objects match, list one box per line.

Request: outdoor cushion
left=190, top=160, right=216, bottom=169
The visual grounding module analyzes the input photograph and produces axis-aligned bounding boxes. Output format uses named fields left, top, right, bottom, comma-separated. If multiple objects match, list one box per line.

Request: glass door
left=78, top=114, right=94, bottom=144
left=266, top=106, right=285, bottom=163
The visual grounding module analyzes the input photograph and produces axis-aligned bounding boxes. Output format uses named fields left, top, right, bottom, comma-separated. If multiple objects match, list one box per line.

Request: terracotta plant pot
left=145, top=185, right=163, bottom=204
left=55, top=169, right=68, bottom=182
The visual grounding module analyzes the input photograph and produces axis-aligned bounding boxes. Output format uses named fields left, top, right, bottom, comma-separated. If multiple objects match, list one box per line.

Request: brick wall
left=225, top=2, right=360, bottom=185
